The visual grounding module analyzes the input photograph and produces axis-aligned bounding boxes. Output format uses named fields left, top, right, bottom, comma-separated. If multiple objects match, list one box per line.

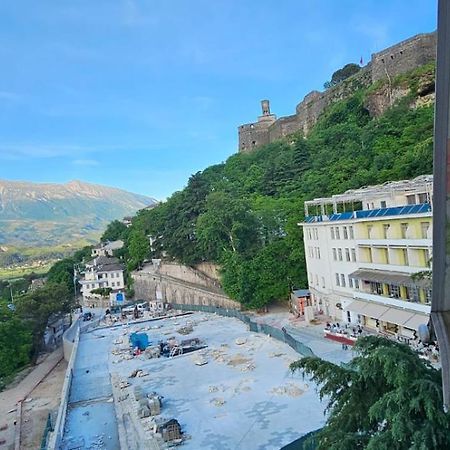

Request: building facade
left=302, top=175, right=432, bottom=340
left=79, top=256, right=125, bottom=306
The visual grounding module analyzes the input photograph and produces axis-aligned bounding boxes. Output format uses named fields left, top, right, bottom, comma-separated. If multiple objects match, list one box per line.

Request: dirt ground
left=20, top=359, right=67, bottom=449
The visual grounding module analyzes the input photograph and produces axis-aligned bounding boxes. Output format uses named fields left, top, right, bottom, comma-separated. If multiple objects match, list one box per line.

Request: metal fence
left=170, top=304, right=315, bottom=358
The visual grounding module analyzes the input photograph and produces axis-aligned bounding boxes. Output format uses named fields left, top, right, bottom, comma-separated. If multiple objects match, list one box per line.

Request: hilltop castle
left=238, top=31, right=436, bottom=153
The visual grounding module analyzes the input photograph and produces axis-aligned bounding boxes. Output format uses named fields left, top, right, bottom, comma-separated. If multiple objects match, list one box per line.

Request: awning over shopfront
left=346, top=300, right=369, bottom=315
left=403, top=313, right=429, bottom=331
left=345, top=299, right=429, bottom=331
left=379, top=307, right=414, bottom=326
left=349, top=269, right=431, bottom=288
left=363, top=302, right=390, bottom=319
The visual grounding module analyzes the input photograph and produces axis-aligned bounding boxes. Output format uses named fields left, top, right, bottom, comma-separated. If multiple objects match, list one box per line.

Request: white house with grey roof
left=79, top=255, right=125, bottom=306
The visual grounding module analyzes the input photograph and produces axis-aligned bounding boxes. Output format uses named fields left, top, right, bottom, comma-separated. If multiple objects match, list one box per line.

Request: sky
left=0, top=0, right=437, bottom=200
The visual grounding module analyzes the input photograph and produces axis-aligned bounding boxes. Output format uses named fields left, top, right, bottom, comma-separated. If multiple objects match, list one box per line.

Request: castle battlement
left=238, top=31, right=436, bottom=153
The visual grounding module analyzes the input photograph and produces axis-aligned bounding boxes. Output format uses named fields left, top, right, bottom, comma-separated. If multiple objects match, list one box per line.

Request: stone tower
left=238, top=100, right=277, bottom=152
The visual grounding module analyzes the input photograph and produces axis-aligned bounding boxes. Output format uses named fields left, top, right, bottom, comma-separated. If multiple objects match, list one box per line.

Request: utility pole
left=432, top=0, right=450, bottom=412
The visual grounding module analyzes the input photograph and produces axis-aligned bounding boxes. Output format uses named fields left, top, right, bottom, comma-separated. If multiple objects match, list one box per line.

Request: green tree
left=47, top=258, right=76, bottom=294
left=127, top=229, right=150, bottom=271
left=0, top=304, right=32, bottom=385
left=324, top=63, right=361, bottom=89
left=290, top=336, right=450, bottom=450
left=15, top=283, right=73, bottom=362
left=101, top=220, right=128, bottom=242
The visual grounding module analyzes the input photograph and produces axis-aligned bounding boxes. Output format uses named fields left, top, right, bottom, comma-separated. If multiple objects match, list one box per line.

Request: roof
left=292, top=289, right=310, bottom=298
left=349, top=269, right=431, bottom=288
left=86, top=256, right=124, bottom=272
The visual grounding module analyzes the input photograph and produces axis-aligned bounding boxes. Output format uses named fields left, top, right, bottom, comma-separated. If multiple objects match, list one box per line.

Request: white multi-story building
left=79, top=256, right=125, bottom=306
left=302, top=175, right=432, bottom=340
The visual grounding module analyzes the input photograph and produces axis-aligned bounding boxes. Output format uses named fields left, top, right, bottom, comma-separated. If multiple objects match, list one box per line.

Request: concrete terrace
left=60, top=312, right=328, bottom=450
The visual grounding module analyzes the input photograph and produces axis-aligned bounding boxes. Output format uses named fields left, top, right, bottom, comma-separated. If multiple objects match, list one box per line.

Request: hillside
left=102, top=62, right=435, bottom=309
left=0, top=180, right=156, bottom=271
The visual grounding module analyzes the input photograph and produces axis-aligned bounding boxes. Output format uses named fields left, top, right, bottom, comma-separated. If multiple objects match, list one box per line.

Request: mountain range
left=0, top=179, right=156, bottom=255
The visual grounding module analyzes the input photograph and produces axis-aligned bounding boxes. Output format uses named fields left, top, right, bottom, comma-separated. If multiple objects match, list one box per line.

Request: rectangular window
left=335, top=227, right=340, bottom=239
left=402, top=248, right=409, bottom=266
left=380, top=200, right=387, bottom=208
left=314, top=228, right=319, bottom=240
left=338, top=248, right=343, bottom=261
left=418, top=193, right=428, bottom=204
left=367, top=225, right=373, bottom=239
left=331, top=227, right=335, bottom=239
left=406, top=194, right=416, bottom=205
left=335, top=273, right=340, bottom=286
left=349, top=226, right=354, bottom=239
left=332, top=248, right=337, bottom=260
left=354, top=279, right=360, bottom=289
left=340, top=274, right=346, bottom=287
left=401, top=223, right=408, bottom=239
left=111, top=282, right=115, bottom=287
left=348, top=277, right=353, bottom=288
left=317, top=248, right=321, bottom=259
left=383, top=224, right=390, bottom=239
left=345, top=248, right=350, bottom=261
left=351, top=248, right=356, bottom=262
left=421, top=222, right=430, bottom=239
left=343, top=226, right=348, bottom=239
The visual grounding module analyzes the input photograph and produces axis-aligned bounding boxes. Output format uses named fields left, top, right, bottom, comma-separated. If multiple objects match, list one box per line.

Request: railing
left=46, top=324, right=81, bottom=449
left=170, top=303, right=315, bottom=358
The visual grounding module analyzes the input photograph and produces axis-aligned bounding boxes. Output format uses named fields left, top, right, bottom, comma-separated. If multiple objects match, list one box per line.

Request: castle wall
left=238, top=121, right=272, bottom=153
left=237, top=31, right=436, bottom=152
left=371, top=32, right=436, bottom=83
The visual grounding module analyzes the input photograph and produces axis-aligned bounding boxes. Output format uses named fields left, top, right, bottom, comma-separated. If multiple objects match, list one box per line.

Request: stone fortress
left=238, top=31, right=437, bottom=153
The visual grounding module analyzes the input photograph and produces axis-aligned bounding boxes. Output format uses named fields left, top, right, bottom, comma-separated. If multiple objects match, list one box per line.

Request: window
left=332, top=248, right=337, bottom=260
left=418, top=193, right=428, bottom=204
left=111, top=282, right=115, bottom=287
left=402, top=248, right=409, bottom=266
left=406, top=194, right=416, bottom=205
left=343, top=226, right=348, bottom=239
left=348, top=277, right=353, bottom=288
left=367, top=247, right=373, bottom=263
left=340, top=274, right=346, bottom=287
left=351, top=248, right=356, bottom=261
left=335, top=227, right=340, bottom=239
left=345, top=248, right=350, bottom=261
left=401, top=223, right=408, bottom=239
left=335, top=273, right=340, bottom=286
left=331, top=227, right=335, bottom=239
left=338, top=248, right=343, bottom=261
left=380, top=201, right=386, bottom=208
left=317, top=248, right=321, bottom=259
left=421, top=222, right=430, bottom=239
left=424, top=249, right=431, bottom=267
left=314, top=228, right=319, bottom=240
left=349, top=226, right=354, bottom=239
left=354, top=279, right=360, bottom=289
left=383, top=224, right=390, bottom=239
left=367, top=225, right=373, bottom=239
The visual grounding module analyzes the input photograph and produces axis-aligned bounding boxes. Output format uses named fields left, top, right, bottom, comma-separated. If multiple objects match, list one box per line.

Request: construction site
left=52, top=311, right=327, bottom=450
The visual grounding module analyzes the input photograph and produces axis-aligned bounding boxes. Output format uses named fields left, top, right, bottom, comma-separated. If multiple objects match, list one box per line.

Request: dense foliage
left=324, top=62, right=361, bottom=89
left=116, top=64, right=434, bottom=309
left=290, top=336, right=450, bottom=449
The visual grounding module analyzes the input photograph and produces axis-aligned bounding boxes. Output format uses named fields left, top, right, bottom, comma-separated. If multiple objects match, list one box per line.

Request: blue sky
left=0, top=0, right=437, bottom=199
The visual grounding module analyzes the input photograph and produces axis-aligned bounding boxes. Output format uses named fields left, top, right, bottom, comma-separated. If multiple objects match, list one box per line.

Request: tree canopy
left=324, top=63, right=361, bottom=89
left=101, top=64, right=434, bottom=309
left=290, top=336, right=450, bottom=450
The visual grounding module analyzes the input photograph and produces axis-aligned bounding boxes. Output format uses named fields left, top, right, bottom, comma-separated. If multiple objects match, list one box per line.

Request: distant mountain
left=0, top=179, right=157, bottom=248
